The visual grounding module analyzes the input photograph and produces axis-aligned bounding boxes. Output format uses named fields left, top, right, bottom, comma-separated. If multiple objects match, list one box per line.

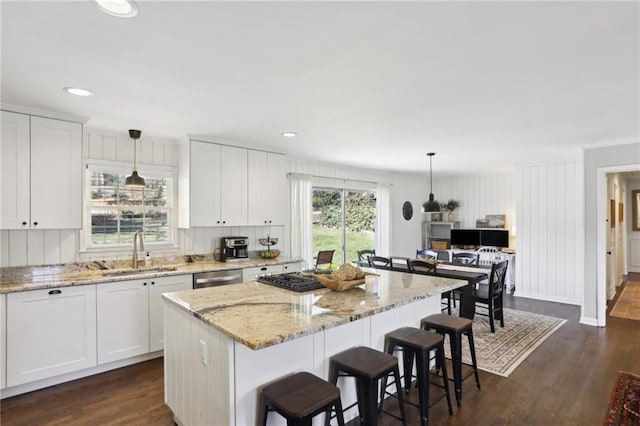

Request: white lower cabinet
left=97, top=279, right=150, bottom=364
left=97, top=274, right=192, bottom=364
left=282, top=261, right=302, bottom=273
left=148, top=275, right=192, bottom=352
left=1, top=294, right=5, bottom=390
left=6, top=285, right=97, bottom=387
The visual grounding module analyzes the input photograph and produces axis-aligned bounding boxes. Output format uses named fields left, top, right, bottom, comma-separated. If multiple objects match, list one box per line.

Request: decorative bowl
left=258, top=249, right=280, bottom=259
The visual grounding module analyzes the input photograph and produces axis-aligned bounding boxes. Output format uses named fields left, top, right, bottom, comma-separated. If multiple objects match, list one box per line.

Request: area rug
left=604, top=371, right=640, bottom=425
left=610, top=283, right=640, bottom=321
left=445, top=307, right=566, bottom=377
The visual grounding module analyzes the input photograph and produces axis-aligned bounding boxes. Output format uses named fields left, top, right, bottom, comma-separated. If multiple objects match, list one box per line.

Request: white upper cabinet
left=185, top=140, right=248, bottom=227
left=247, top=151, right=287, bottom=226
left=1, top=111, right=82, bottom=229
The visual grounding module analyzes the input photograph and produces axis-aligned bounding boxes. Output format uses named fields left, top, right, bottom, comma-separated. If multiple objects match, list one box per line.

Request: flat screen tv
left=450, top=229, right=481, bottom=247
left=480, top=229, right=509, bottom=248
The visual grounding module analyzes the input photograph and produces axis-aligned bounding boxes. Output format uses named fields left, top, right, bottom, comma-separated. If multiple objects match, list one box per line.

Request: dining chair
left=476, top=246, right=501, bottom=266
left=416, top=249, right=438, bottom=259
left=409, top=259, right=454, bottom=314
left=368, top=256, right=391, bottom=269
left=474, top=260, right=509, bottom=332
left=357, top=249, right=375, bottom=263
left=315, top=250, right=335, bottom=270
left=452, top=252, right=479, bottom=265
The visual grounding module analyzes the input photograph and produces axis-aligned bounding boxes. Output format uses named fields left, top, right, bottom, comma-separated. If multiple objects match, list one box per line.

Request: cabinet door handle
left=143, top=282, right=147, bottom=286
left=151, top=281, right=155, bottom=285
left=33, top=221, right=38, bottom=226
left=216, top=220, right=220, bottom=224
left=48, top=289, right=62, bottom=295
left=260, top=267, right=267, bottom=271
left=22, top=221, right=27, bottom=226
left=222, top=221, right=226, bottom=224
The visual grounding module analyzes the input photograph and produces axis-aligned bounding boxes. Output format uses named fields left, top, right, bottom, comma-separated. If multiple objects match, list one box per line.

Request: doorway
left=597, top=165, right=640, bottom=326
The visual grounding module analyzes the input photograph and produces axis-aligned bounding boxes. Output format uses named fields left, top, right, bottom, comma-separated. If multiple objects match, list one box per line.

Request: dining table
left=366, top=259, right=490, bottom=320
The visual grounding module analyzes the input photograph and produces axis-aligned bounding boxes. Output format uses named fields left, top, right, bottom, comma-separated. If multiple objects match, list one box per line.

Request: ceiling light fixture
left=63, top=87, right=94, bottom=97
left=281, top=132, right=297, bottom=138
left=422, top=152, right=441, bottom=213
left=94, top=0, right=139, bottom=18
left=125, top=129, right=145, bottom=187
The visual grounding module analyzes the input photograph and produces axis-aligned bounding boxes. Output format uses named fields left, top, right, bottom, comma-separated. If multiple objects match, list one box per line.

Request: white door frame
left=596, top=163, right=640, bottom=326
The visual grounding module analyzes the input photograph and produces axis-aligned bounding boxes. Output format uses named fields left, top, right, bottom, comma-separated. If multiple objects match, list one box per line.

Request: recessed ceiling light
left=63, top=87, right=95, bottom=97
left=281, top=132, right=297, bottom=138
left=95, top=0, right=139, bottom=18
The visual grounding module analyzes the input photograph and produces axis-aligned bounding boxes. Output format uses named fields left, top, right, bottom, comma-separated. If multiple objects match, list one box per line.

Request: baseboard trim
left=513, top=291, right=581, bottom=306
left=1, top=351, right=163, bottom=399
left=579, top=316, right=599, bottom=327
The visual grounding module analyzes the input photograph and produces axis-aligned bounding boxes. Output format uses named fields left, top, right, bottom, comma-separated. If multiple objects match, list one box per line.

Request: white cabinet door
left=219, top=145, right=247, bottom=226
left=29, top=116, right=82, bottom=229
left=97, top=279, right=149, bottom=364
left=247, top=150, right=268, bottom=226
left=0, top=294, right=6, bottom=389
left=247, top=151, right=287, bottom=226
left=1, top=111, right=30, bottom=229
left=266, top=152, right=287, bottom=225
left=7, top=285, right=97, bottom=387
left=148, top=274, right=191, bottom=352
left=190, top=141, right=221, bottom=226
left=242, top=265, right=283, bottom=282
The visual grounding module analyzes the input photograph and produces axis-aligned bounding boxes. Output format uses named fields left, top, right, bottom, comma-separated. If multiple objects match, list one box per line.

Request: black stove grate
left=257, top=272, right=324, bottom=292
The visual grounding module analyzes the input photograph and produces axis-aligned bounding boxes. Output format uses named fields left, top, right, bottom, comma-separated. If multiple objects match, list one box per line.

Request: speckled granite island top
left=163, top=268, right=466, bottom=350
left=0, top=256, right=301, bottom=293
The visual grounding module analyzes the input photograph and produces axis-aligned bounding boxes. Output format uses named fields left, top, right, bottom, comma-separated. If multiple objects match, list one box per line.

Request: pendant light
left=422, top=152, right=441, bottom=212
left=125, top=129, right=145, bottom=187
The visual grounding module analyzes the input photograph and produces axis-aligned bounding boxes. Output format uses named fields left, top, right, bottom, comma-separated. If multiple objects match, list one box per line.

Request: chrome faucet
left=132, top=231, right=145, bottom=269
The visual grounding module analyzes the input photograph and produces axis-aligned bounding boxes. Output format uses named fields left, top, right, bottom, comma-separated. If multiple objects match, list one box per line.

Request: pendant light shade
left=422, top=152, right=441, bottom=212
left=125, top=129, right=145, bottom=187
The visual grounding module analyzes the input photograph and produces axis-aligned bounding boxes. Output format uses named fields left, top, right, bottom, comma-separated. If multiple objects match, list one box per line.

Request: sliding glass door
left=312, top=188, right=376, bottom=266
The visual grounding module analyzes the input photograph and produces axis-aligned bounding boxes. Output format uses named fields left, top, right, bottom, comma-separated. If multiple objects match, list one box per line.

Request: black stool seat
left=421, top=313, right=481, bottom=408
left=259, top=371, right=345, bottom=426
left=328, top=346, right=407, bottom=426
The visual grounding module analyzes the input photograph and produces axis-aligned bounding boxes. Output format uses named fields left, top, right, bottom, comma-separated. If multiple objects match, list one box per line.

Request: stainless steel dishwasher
left=193, top=269, right=243, bottom=289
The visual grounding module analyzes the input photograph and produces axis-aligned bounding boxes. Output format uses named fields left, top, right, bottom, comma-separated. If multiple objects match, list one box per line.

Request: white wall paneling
left=515, top=161, right=583, bottom=305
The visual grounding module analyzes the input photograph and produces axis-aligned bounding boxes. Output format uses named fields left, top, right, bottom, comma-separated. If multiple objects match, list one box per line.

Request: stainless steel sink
left=101, top=266, right=177, bottom=277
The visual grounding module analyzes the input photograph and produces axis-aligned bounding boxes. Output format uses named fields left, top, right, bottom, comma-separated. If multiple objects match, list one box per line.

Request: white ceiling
left=2, top=1, right=638, bottom=176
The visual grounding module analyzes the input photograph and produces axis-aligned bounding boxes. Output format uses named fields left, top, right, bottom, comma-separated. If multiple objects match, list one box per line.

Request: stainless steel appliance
left=193, top=269, right=243, bottom=289
left=219, top=236, right=248, bottom=261
left=257, top=272, right=324, bottom=292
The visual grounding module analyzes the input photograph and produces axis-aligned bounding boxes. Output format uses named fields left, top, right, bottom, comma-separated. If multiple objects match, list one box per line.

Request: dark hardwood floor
left=2, top=275, right=640, bottom=425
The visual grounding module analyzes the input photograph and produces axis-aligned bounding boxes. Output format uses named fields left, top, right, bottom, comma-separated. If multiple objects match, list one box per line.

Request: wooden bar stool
left=420, top=313, right=481, bottom=407
left=326, top=346, right=407, bottom=426
left=379, top=327, right=453, bottom=426
left=259, top=371, right=345, bottom=426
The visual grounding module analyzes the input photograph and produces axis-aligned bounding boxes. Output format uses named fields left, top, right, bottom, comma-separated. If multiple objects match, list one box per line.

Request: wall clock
left=402, top=201, right=413, bottom=221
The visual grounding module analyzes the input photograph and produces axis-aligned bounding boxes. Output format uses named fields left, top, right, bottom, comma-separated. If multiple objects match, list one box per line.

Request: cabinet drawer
left=242, top=265, right=283, bottom=282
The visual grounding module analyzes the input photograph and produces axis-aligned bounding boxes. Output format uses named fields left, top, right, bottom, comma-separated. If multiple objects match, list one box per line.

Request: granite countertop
left=0, top=256, right=301, bottom=294
left=163, top=268, right=467, bottom=350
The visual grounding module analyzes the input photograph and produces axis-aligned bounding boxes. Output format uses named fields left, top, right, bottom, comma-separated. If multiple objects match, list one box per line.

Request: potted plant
left=440, top=199, right=460, bottom=222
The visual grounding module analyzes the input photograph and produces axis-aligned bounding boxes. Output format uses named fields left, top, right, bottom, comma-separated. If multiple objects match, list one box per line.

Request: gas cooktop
left=257, top=272, right=325, bottom=292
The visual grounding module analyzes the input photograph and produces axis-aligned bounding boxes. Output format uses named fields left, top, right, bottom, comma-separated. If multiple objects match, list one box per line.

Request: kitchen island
left=162, top=268, right=466, bottom=425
